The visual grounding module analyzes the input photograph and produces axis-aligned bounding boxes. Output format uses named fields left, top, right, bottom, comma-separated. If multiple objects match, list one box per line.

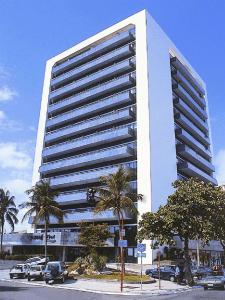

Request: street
left=1, top=279, right=225, bottom=300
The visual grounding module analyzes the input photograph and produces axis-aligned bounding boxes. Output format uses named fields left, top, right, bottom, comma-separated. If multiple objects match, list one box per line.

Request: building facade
left=33, top=10, right=217, bottom=263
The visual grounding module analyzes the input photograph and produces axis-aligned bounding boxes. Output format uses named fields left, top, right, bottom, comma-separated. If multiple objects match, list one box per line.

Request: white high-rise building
left=33, top=10, right=217, bottom=263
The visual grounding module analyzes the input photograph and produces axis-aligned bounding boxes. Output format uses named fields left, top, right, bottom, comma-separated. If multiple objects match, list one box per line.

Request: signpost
left=118, top=239, right=127, bottom=292
left=118, top=239, right=127, bottom=248
left=137, top=243, right=146, bottom=290
left=157, top=250, right=161, bottom=290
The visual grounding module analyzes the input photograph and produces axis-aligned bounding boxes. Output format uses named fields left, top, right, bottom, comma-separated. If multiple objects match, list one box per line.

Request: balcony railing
left=177, top=161, right=217, bottom=185
left=173, top=83, right=207, bottom=120
left=176, top=144, right=215, bottom=173
left=48, top=73, right=136, bottom=115
left=51, top=44, right=135, bottom=87
left=170, top=57, right=205, bottom=96
left=173, top=97, right=208, bottom=133
left=46, top=90, right=135, bottom=129
left=42, top=125, right=135, bottom=159
left=175, top=112, right=209, bottom=146
left=49, top=59, right=135, bottom=102
left=49, top=162, right=137, bottom=189
left=175, top=127, right=211, bottom=160
left=45, top=108, right=135, bottom=145
left=56, top=190, right=87, bottom=205
left=40, top=145, right=134, bottom=175
left=52, top=29, right=135, bottom=75
left=172, top=69, right=205, bottom=108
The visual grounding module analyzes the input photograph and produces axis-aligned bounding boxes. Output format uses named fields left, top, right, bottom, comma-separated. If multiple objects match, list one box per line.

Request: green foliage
left=0, top=189, right=18, bottom=253
left=70, top=254, right=107, bottom=275
left=138, top=178, right=219, bottom=285
left=20, top=179, right=63, bottom=225
left=20, top=179, right=63, bottom=259
left=78, top=223, right=112, bottom=254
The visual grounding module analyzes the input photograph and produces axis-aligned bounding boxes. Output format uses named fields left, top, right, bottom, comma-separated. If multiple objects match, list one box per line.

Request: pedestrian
left=175, top=264, right=181, bottom=284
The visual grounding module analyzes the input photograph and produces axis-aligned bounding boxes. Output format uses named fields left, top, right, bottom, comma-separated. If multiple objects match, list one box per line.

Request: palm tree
left=94, top=165, right=142, bottom=291
left=20, top=179, right=64, bottom=261
left=0, top=189, right=18, bottom=253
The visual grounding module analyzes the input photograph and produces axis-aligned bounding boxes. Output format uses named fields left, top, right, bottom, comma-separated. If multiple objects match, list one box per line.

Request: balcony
left=173, top=98, right=208, bottom=133
left=175, top=127, right=211, bottom=160
left=176, top=144, right=215, bottom=173
left=49, top=163, right=136, bottom=189
left=48, top=73, right=136, bottom=115
left=46, top=90, right=135, bottom=129
left=172, top=69, right=205, bottom=108
left=42, top=126, right=135, bottom=159
left=45, top=207, right=133, bottom=224
left=177, top=161, right=217, bottom=185
left=56, top=190, right=87, bottom=205
left=51, top=44, right=135, bottom=88
left=45, top=108, right=134, bottom=145
left=52, top=29, right=135, bottom=76
left=49, top=59, right=135, bottom=102
left=175, top=112, right=209, bottom=146
left=40, top=145, right=134, bottom=175
left=173, top=83, right=207, bottom=120
left=170, top=57, right=205, bottom=96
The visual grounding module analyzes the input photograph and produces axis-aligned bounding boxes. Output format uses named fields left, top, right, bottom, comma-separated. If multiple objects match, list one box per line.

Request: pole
left=197, top=238, right=200, bottom=267
left=140, top=254, right=143, bottom=290
left=158, top=251, right=161, bottom=290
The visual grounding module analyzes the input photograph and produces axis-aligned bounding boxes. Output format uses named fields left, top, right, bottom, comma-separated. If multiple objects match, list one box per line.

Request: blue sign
left=137, top=243, right=146, bottom=252
left=118, top=239, right=128, bottom=248
left=137, top=252, right=146, bottom=257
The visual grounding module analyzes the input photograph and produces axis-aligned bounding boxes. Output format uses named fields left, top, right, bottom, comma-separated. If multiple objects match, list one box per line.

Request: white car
left=9, top=264, right=29, bottom=279
left=24, top=256, right=47, bottom=266
left=27, top=265, right=45, bottom=281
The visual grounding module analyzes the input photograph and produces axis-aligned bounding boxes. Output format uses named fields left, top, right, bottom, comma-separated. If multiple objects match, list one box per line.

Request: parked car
left=198, top=275, right=225, bottom=290
left=145, top=266, right=176, bottom=282
left=44, top=262, right=68, bottom=284
left=24, top=256, right=48, bottom=266
left=192, top=266, right=212, bottom=279
left=27, top=265, right=45, bottom=281
left=9, top=264, right=29, bottom=279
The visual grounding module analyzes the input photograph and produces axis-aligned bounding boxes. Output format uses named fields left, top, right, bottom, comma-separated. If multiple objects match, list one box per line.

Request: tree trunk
left=117, top=210, right=124, bottom=292
left=184, top=237, right=193, bottom=285
left=44, top=219, right=48, bottom=264
left=0, top=221, right=4, bottom=254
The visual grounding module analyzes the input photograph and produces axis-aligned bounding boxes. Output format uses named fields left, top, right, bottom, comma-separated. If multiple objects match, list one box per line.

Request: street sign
left=121, top=229, right=126, bottom=237
left=118, top=239, right=127, bottom=248
left=137, top=252, right=146, bottom=257
left=137, top=243, right=146, bottom=253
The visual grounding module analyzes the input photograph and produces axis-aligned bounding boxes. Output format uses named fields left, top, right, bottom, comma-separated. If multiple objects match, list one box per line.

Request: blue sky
left=0, top=0, right=225, bottom=231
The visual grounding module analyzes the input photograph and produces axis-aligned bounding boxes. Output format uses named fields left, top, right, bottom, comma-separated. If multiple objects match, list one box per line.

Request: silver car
left=198, top=275, right=225, bottom=290
left=27, top=265, right=45, bottom=281
left=9, top=264, right=28, bottom=279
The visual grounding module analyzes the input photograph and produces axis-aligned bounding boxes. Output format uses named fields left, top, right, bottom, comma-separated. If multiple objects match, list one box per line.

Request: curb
left=0, top=278, right=199, bottom=296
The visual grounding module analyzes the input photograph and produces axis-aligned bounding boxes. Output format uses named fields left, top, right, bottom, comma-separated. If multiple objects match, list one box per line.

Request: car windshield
left=15, top=266, right=23, bottom=270
left=46, top=263, right=59, bottom=271
left=30, top=266, right=40, bottom=271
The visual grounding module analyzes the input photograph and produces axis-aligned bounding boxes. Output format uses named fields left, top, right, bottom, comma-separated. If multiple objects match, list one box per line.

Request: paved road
left=1, top=280, right=225, bottom=300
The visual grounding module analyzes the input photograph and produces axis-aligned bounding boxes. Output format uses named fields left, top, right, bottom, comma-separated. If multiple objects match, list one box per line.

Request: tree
left=78, top=222, right=112, bottom=255
left=20, top=179, right=64, bottom=261
left=138, top=178, right=215, bottom=285
left=206, top=186, right=225, bottom=261
left=94, top=165, right=142, bottom=291
left=0, top=189, right=18, bottom=253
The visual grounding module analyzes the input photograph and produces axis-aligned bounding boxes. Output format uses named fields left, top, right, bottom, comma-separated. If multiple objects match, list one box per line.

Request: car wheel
left=204, top=286, right=208, bottom=290
left=28, top=276, right=31, bottom=281
left=45, top=279, right=49, bottom=284
left=148, top=273, right=153, bottom=277
left=61, top=275, right=65, bottom=284
left=223, top=283, right=225, bottom=290
left=170, top=276, right=175, bottom=282
left=10, top=274, right=13, bottom=279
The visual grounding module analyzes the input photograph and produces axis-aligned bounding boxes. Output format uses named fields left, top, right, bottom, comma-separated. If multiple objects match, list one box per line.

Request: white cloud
left=0, top=110, right=23, bottom=132
left=0, top=85, right=18, bottom=102
left=2, top=178, right=31, bottom=196
left=214, top=149, right=225, bottom=185
left=0, top=142, right=32, bottom=170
